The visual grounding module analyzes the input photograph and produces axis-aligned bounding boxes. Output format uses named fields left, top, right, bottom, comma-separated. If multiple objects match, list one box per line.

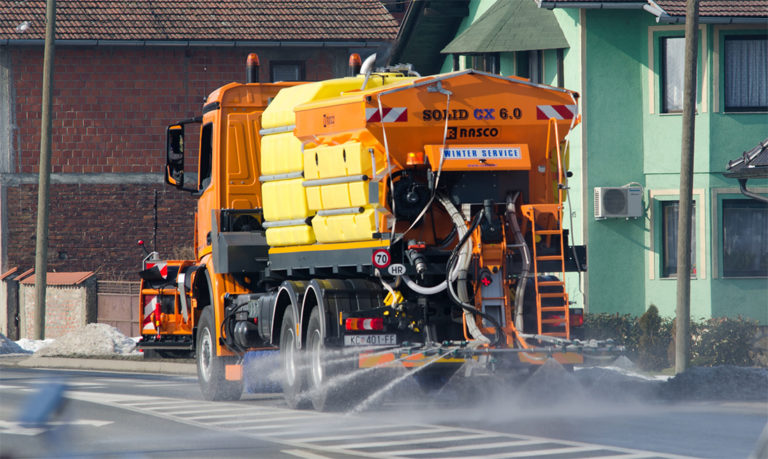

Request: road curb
left=0, top=355, right=197, bottom=375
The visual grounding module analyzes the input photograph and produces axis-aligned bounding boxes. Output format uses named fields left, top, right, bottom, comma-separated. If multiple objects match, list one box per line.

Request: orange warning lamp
left=407, top=151, right=425, bottom=166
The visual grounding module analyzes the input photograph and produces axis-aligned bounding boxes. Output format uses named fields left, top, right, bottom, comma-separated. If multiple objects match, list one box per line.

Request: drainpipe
left=738, top=179, right=768, bottom=204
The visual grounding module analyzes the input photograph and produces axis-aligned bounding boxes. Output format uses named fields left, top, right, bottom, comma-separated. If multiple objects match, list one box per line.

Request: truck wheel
left=197, top=307, right=242, bottom=401
left=280, top=307, right=308, bottom=409
left=306, top=307, right=356, bottom=411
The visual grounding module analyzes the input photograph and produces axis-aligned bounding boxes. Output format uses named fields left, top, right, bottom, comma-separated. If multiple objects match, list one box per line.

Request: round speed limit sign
left=372, top=249, right=391, bottom=269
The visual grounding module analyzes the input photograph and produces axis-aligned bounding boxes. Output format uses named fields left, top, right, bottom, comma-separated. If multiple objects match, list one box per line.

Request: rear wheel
left=197, top=306, right=243, bottom=401
left=280, top=307, right=308, bottom=409
left=306, top=307, right=355, bottom=411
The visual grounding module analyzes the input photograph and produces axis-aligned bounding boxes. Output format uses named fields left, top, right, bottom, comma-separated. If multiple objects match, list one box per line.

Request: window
left=270, top=61, right=305, bottom=82
left=457, top=53, right=499, bottom=74
left=516, top=50, right=543, bottom=83
left=661, top=201, right=696, bottom=278
left=722, top=199, right=768, bottom=277
left=661, top=36, right=685, bottom=113
left=724, top=35, right=768, bottom=111
left=198, top=123, right=213, bottom=190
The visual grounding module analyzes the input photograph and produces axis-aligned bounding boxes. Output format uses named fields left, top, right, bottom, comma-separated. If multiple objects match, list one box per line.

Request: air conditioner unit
left=594, top=185, right=643, bottom=219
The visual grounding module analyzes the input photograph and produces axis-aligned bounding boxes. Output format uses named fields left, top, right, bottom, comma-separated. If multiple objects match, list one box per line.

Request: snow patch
left=16, top=338, right=55, bottom=353
left=0, top=333, right=31, bottom=355
left=34, top=323, right=138, bottom=357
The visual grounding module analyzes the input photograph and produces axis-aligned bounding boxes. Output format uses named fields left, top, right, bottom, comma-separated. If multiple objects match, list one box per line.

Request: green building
left=392, top=0, right=768, bottom=323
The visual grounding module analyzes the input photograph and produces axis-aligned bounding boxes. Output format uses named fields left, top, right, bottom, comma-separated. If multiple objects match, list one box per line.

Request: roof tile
left=0, top=0, right=398, bottom=41
left=539, top=0, right=767, bottom=18
left=656, top=0, right=768, bottom=17
left=20, top=271, right=95, bottom=286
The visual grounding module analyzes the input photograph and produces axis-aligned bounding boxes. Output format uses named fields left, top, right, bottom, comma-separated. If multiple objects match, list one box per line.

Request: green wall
left=582, top=10, right=768, bottom=323
left=583, top=10, right=648, bottom=317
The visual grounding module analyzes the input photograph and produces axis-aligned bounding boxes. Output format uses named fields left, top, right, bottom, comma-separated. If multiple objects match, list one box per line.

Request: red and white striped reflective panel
left=142, top=295, right=158, bottom=332
left=146, top=261, right=167, bottom=278
left=365, top=107, right=408, bottom=123
left=536, top=104, right=578, bottom=120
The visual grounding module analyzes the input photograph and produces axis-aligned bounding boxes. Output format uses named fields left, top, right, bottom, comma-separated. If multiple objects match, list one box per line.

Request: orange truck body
left=138, top=58, right=588, bottom=407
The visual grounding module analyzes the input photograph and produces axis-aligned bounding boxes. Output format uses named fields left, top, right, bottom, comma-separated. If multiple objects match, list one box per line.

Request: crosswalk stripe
left=58, top=389, right=701, bottom=459
left=294, top=427, right=448, bottom=443
left=386, top=439, right=545, bottom=456
left=282, top=449, right=335, bottom=459
left=463, top=445, right=602, bottom=459
left=340, top=433, right=491, bottom=450
left=201, top=413, right=320, bottom=424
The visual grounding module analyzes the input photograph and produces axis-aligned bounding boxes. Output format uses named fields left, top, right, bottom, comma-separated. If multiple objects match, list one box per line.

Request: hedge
left=583, top=307, right=763, bottom=370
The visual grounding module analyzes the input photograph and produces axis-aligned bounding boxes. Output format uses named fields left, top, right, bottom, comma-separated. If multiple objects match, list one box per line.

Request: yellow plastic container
left=262, top=178, right=310, bottom=221
left=260, top=132, right=303, bottom=176
left=261, top=78, right=365, bottom=129
left=320, top=183, right=352, bottom=209
left=313, top=208, right=377, bottom=243
left=304, top=141, right=373, bottom=212
left=266, top=225, right=316, bottom=247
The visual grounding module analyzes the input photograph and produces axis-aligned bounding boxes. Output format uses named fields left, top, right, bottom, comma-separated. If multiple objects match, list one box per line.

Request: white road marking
left=340, top=433, right=491, bottom=449
left=282, top=449, right=335, bottom=459
left=462, top=445, right=603, bottom=459
left=385, top=439, right=544, bottom=456
left=265, top=422, right=399, bottom=438
left=0, top=420, right=45, bottom=436
left=163, top=406, right=260, bottom=416
left=207, top=413, right=327, bottom=425
left=294, top=427, right=447, bottom=443
left=55, top=390, right=702, bottom=459
left=0, top=418, right=112, bottom=437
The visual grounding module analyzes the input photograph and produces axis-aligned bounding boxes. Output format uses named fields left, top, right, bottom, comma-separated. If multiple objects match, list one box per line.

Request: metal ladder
left=520, top=117, right=570, bottom=338
left=520, top=204, right=570, bottom=338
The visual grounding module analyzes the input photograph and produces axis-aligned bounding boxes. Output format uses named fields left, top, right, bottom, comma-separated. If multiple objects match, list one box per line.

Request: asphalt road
left=0, top=365, right=766, bottom=459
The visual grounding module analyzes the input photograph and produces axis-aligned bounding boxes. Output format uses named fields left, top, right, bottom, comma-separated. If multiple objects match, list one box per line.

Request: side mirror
left=166, top=124, right=184, bottom=188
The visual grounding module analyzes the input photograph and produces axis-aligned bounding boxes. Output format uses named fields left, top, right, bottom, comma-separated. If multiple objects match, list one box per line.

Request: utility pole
left=33, top=0, right=56, bottom=340
left=675, top=0, right=699, bottom=374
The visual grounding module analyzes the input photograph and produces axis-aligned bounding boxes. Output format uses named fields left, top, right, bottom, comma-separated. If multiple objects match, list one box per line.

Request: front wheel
left=197, top=307, right=242, bottom=401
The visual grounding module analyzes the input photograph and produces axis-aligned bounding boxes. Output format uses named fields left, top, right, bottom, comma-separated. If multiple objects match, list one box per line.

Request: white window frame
left=648, top=189, right=706, bottom=280
left=711, top=187, right=768, bottom=278
left=647, top=25, right=708, bottom=115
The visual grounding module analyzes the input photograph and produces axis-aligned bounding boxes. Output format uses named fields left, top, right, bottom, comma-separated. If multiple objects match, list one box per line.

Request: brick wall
left=11, top=46, right=343, bottom=174
left=5, top=45, right=346, bottom=278
left=6, top=184, right=196, bottom=277
left=19, top=279, right=97, bottom=339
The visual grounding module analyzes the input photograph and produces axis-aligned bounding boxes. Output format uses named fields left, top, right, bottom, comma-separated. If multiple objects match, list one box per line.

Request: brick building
left=0, top=0, right=398, bottom=279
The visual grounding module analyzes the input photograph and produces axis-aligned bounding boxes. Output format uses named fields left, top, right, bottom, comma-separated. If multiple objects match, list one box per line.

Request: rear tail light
left=345, top=317, right=384, bottom=331
left=569, top=308, right=584, bottom=327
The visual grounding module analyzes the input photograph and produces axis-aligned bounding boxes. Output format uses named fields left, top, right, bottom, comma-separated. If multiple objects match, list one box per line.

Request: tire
left=196, top=306, right=243, bottom=401
left=280, top=307, right=308, bottom=409
left=305, top=307, right=355, bottom=411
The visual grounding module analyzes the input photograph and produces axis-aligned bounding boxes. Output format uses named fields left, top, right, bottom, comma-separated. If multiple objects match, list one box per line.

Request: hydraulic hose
left=402, top=276, right=446, bottom=295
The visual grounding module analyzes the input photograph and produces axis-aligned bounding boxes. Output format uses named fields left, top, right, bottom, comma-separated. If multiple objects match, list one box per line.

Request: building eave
left=537, top=1, right=648, bottom=9
left=538, top=1, right=768, bottom=24
left=0, top=39, right=387, bottom=48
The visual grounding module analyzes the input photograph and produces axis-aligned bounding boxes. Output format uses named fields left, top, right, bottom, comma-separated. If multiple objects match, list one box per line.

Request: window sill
left=722, top=111, right=768, bottom=115
left=720, top=275, right=768, bottom=279
left=657, top=111, right=703, bottom=116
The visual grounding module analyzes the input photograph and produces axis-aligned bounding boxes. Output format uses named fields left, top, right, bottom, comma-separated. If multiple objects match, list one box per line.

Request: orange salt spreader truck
left=137, top=54, right=617, bottom=410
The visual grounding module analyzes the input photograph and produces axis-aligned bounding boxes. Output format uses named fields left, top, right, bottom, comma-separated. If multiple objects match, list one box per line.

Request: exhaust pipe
left=360, top=53, right=376, bottom=90
left=246, top=53, right=260, bottom=83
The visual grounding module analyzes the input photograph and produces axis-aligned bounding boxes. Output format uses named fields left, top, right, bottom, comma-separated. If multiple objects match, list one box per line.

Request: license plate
left=344, top=334, right=397, bottom=346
